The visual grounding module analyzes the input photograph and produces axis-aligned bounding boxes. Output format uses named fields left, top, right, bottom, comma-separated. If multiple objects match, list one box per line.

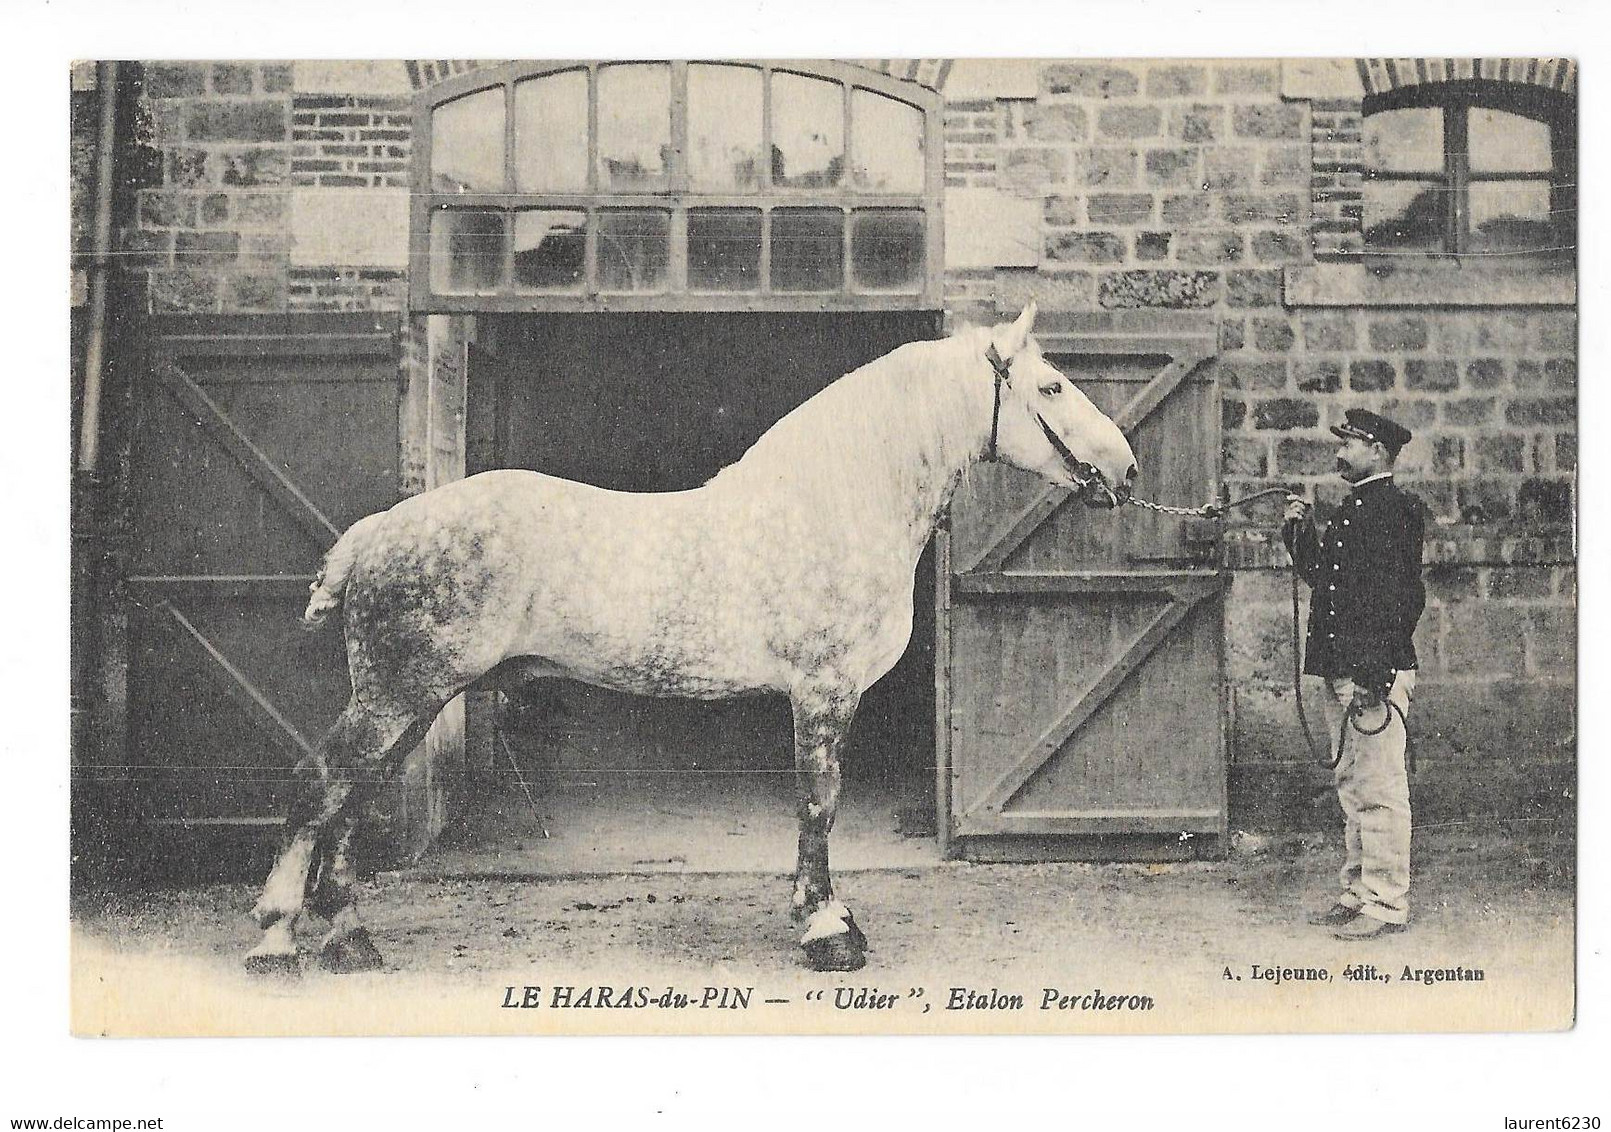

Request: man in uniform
left=1283, top=408, right=1426, bottom=940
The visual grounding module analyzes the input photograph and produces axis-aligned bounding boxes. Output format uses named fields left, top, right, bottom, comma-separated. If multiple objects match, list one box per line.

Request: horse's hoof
left=243, top=951, right=302, bottom=978
left=803, top=933, right=867, bottom=972
left=319, top=927, right=385, bottom=973
left=841, top=910, right=868, bottom=953
left=800, top=901, right=868, bottom=971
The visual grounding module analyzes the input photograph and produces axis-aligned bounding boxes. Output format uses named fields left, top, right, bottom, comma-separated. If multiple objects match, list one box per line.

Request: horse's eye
left=1040, top=383, right=1062, bottom=396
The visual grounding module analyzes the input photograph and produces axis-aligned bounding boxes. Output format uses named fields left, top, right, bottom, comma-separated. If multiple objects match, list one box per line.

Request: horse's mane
left=705, top=326, right=992, bottom=523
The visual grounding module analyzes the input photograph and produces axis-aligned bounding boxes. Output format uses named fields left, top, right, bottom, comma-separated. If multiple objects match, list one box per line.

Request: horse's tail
left=302, top=513, right=383, bottom=630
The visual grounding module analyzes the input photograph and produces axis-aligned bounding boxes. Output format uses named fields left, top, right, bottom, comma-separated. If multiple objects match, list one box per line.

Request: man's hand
left=1351, top=668, right=1393, bottom=711
left=1351, top=684, right=1383, bottom=712
left=1283, top=494, right=1310, bottom=525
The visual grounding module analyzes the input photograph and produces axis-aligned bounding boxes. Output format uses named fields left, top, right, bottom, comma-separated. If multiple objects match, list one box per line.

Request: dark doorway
left=446, top=311, right=943, bottom=872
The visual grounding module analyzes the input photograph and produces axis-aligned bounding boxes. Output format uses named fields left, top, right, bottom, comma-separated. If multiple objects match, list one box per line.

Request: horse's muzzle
left=1079, top=477, right=1121, bottom=509
left=1079, top=463, right=1136, bottom=509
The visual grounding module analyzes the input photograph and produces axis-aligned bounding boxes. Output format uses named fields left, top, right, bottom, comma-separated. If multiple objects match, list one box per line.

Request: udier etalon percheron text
left=246, top=301, right=1138, bottom=975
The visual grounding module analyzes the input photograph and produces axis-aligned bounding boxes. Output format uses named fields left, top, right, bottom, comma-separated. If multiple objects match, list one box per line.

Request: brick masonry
left=287, top=267, right=407, bottom=311
left=290, top=95, right=412, bottom=189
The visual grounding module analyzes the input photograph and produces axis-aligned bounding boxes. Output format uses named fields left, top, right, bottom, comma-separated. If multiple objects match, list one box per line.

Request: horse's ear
left=996, top=300, right=1038, bottom=358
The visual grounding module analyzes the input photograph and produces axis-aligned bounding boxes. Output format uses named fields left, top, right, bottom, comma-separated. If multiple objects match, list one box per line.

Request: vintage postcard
left=67, top=55, right=1576, bottom=1038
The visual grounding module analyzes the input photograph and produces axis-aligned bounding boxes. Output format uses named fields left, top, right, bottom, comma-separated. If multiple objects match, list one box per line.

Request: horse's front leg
left=789, top=680, right=867, bottom=972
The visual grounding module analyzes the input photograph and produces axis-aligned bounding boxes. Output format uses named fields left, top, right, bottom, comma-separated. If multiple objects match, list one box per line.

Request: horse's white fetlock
left=254, top=834, right=316, bottom=928
left=800, top=900, right=853, bottom=944
left=246, top=918, right=297, bottom=961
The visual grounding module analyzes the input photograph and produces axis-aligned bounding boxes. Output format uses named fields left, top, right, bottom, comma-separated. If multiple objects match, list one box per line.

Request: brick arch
left=851, top=59, right=955, bottom=92
left=1355, top=57, right=1576, bottom=98
left=406, top=58, right=956, bottom=93
left=405, top=60, right=495, bottom=90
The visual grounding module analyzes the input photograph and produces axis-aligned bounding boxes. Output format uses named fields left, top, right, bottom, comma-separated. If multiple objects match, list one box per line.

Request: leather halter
left=983, top=344, right=1106, bottom=493
left=985, top=343, right=1010, bottom=462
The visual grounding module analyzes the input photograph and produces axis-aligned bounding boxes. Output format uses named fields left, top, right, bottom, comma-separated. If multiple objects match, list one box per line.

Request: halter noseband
left=983, top=343, right=1106, bottom=494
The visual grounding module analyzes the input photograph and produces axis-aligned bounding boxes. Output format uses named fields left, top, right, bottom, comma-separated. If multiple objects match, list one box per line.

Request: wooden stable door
left=122, top=314, right=400, bottom=831
left=939, top=312, right=1225, bottom=860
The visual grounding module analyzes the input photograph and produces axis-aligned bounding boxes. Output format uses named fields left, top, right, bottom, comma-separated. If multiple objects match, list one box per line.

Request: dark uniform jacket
left=1283, top=475, right=1427, bottom=690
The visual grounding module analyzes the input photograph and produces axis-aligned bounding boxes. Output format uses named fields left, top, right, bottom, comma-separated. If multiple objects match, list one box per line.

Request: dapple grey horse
left=247, top=302, right=1137, bottom=973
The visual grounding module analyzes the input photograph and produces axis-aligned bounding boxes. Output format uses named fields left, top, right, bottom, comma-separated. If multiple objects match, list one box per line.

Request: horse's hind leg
left=789, top=680, right=867, bottom=972
left=245, top=776, right=351, bottom=975
left=245, top=700, right=427, bottom=975
left=305, top=709, right=438, bottom=973
left=306, top=817, right=380, bottom=972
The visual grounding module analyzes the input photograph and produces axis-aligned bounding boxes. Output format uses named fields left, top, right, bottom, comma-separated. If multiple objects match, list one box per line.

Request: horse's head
left=984, top=302, right=1138, bottom=508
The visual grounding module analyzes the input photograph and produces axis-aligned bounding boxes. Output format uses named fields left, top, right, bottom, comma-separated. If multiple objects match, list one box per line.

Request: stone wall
left=940, top=58, right=1577, bottom=828
left=942, top=60, right=1307, bottom=318
left=125, top=61, right=412, bottom=314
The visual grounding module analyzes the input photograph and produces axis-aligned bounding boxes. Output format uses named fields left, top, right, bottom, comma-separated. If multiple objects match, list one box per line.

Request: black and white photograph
left=59, top=51, right=1582, bottom=1040
left=15, top=0, right=1608, bottom=1116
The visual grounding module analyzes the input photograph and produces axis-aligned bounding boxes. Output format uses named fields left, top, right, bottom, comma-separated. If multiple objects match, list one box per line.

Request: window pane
left=850, top=208, right=924, bottom=291
left=513, top=210, right=586, bottom=292
left=431, top=87, right=505, bottom=193
left=429, top=209, right=504, bottom=293
left=514, top=70, right=588, bottom=192
left=1470, top=107, right=1553, bottom=174
left=1364, top=181, right=1445, bottom=251
left=1469, top=181, right=1556, bottom=254
left=1366, top=107, right=1443, bottom=175
left=772, top=73, right=844, bottom=189
left=771, top=208, right=843, bottom=291
left=688, top=64, right=764, bottom=192
left=597, top=64, right=671, bottom=191
left=687, top=209, right=761, bottom=291
left=851, top=89, right=924, bottom=193
left=597, top=209, right=669, bottom=291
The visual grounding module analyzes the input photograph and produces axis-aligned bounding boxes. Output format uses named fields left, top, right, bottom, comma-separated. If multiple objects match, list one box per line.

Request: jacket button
left=1333, top=564, right=1340, bottom=570
left=1354, top=499, right=1363, bottom=507
left=1342, top=519, right=1350, bottom=526
left=1327, top=633, right=1335, bottom=639
left=1328, top=584, right=1336, bottom=591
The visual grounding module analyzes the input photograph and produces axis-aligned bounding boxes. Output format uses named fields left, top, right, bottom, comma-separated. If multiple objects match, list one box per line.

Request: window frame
left=410, top=60, right=945, bottom=313
left=1362, top=79, right=1576, bottom=260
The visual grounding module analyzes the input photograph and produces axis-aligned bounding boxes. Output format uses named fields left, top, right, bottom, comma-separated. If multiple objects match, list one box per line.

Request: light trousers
left=1319, top=670, right=1415, bottom=925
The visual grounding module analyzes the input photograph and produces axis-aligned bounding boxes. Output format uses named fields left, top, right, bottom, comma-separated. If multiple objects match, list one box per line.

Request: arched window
left=412, top=61, right=943, bottom=311
left=1363, top=80, right=1575, bottom=259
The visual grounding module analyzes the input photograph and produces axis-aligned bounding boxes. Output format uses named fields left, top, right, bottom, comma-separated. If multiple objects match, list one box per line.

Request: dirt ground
left=70, top=824, right=1573, bottom=1036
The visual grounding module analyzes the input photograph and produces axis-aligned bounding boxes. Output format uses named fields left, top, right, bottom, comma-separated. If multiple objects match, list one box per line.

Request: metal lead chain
left=1125, top=496, right=1220, bottom=517
left=1125, top=485, right=1296, bottom=519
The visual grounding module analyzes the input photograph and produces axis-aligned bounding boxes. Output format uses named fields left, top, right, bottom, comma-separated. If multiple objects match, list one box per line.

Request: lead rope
left=1288, top=565, right=1336, bottom=769
left=1282, top=535, right=1414, bottom=776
